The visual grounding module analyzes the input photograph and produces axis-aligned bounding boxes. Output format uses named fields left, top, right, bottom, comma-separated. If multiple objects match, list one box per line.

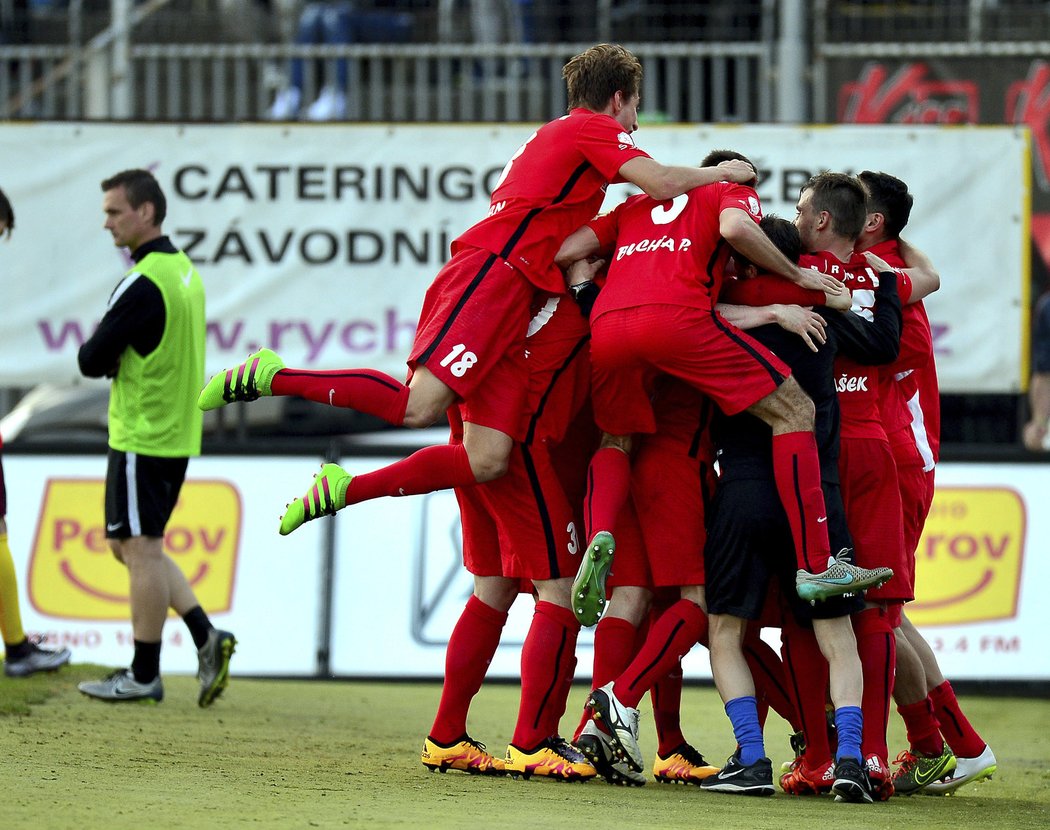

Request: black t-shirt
left=77, top=237, right=178, bottom=378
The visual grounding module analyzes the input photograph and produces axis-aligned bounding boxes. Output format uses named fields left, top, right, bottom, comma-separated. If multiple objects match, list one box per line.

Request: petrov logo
left=909, top=487, right=1024, bottom=626
left=27, top=478, right=241, bottom=621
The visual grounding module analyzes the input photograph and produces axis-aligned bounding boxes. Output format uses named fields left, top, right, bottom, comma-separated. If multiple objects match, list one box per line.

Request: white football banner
left=0, top=122, right=1029, bottom=393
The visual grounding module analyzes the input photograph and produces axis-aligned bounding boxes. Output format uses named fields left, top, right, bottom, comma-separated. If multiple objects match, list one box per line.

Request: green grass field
left=2, top=664, right=1048, bottom=830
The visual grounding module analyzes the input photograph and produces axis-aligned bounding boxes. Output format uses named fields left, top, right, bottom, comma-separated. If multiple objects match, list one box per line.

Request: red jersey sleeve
left=890, top=302, right=933, bottom=373
left=720, top=274, right=826, bottom=307
left=894, top=269, right=914, bottom=304
left=716, top=183, right=763, bottom=219
left=574, top=112, right=651, bottom=182
left=587, top=199, right=633, bottom=252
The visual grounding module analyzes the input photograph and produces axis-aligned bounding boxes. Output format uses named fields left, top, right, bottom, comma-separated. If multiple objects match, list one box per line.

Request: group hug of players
left=198, top=43, right=996, bottom=804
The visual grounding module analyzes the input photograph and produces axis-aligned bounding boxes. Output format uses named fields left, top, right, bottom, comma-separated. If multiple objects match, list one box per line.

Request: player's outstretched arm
left=618, top=157, right=755, bottom=201
left=720, top=208, right=842, bottom=294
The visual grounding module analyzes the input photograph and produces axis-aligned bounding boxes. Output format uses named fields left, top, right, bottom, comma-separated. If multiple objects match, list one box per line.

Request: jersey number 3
left=650, top=193, right=689, bottom=225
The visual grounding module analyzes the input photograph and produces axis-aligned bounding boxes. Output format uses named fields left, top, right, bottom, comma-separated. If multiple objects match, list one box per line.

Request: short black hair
left=733, top=214, right=801, bottom=273
left=101, top=168, right=166, bottom=226
left=760, top=214, right=802, bottom=264
left=0, top=186, right=13, bottom=238
left=858, top=170, right=913, bottom=239
left=701, top=148, right=758, bottom=186
left=801, top=172, right=867, bottom=241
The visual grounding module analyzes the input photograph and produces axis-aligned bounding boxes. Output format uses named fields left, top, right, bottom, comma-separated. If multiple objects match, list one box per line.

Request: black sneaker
left=832, top=757, right=875, bottom=803
left=699, top=752, right=775, bottom=796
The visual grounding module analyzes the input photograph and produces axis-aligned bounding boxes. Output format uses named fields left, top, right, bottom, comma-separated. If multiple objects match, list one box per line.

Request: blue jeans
left=289, top=2, right=414, bottom=92
left=290, top=2, right=354, bottom=90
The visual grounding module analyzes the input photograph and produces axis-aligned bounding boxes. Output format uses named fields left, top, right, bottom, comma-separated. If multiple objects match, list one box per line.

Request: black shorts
left=105, top=449, right=188, bottom=539
left=703, top=476, right=861, bottom=622
left=0, top=452, right=6, bottom=517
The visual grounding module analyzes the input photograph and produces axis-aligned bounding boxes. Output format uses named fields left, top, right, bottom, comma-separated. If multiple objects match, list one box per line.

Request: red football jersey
left=801, top=249, right=889, bottom=440
left=453, top=108, right=650, bottom=294
left=866, top=239, right=940, bottom=466
left=588, top=181, right=762, bottom=317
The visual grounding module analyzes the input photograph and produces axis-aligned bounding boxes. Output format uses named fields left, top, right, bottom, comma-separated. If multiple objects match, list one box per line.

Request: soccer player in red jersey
left=554, top=151, right=880, bottom=634
left=571, top=378, right=721, bottom=786
left=420, top=289, right=596, bottom=780
left=198, top=44, right=757, bottom=533
left=791, top=171, right=943, bottom=799
left=563, top=213, right=804, bottom=787
left=700, top=214, right=902, bottom=801
left=857, top=171, right=996, bottom=795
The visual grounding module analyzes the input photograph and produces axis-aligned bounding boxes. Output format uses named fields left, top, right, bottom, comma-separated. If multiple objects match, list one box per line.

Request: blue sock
left=834, top=705, right=863, bottom=763
left=725, top=696, right=765, bottom=766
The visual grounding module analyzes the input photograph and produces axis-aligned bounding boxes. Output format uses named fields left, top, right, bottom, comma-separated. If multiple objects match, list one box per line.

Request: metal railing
left=1, top=39, right=774, bottom=123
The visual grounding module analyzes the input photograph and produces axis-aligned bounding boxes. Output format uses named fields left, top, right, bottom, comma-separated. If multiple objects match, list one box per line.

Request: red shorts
left=838, top=437, right=912, bottom=603
left=410, top=246, right=533, bottom=439
left=456, top=482, right=503, bottom=577
left=590, top=304, right=789, bottom=436
left=460, top=440, right=581, bottom=582
left=890, top=431, right=935, bottom=563
left=520, top=293, right=592, bottom=444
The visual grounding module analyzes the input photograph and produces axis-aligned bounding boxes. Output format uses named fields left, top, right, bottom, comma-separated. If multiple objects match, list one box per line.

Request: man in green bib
left=77, top=169, right=235, bottom=706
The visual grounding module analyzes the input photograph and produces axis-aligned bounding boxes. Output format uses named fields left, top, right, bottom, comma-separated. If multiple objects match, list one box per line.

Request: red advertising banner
left=829, top=56, right=1050, bottom=281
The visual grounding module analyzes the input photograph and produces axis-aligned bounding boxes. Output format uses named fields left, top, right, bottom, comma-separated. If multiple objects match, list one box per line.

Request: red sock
left=745, top=631, right=801, bottom=732
left=614, top=599, right=706, bottom=709
left=270, top=368, right=410, bottom=425
left=853, top=606, right=897, bottom=761
left=429, top=595, right=507, bottom=744
left=651, top=665, right=687, bottom=755
left=584, top=447, right=631, bottom=540
left=574, top=616, right=637, bottom=741
left=546, top=651, right=579, bottom=739
left=345, top=442, right=476, bottom=505
left=772, top=431, right=831, bottom=572
left=929, top=680, right=986, bottom=758
left=781, top=616, right=832, bottom=768
left=512, top=602, right=580, bottom=748
left=898, top=697, right=944, bottom=756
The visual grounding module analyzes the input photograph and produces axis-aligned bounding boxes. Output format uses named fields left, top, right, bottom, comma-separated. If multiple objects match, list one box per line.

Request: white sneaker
left=922, top=744, right=996, bottom=795
left=268, top=86, right=301, bottom=120
left=78, top=668, right=164, bottom=703
left=576, top=721, right=646, bottom=786
left=305, top=85, right=347, bottom=121
left=3, top=641, right=72, bottom=677
left=587, top=682, right=644, bottom=772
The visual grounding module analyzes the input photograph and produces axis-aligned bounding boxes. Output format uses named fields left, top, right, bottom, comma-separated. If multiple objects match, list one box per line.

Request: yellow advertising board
left=27, top=478, right=241, bottom=620
left=910, top=486, right=1024, bottom=626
